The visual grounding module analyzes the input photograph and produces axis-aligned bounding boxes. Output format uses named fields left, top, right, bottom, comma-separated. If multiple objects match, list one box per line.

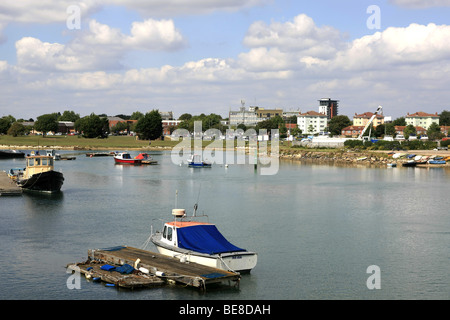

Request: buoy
left=139, top=267, right=149, bottom=274
left=155, top=271, right=166, bottom=277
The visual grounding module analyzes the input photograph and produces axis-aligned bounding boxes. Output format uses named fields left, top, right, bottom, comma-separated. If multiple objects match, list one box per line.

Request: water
left=0, top=150, right=449, bottom=300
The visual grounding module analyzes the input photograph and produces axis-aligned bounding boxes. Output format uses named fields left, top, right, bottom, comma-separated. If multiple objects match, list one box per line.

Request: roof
left=342, top=125, right=365, bottom=130
left=167, top=221, right=212, bottom=228
left=354, top=112, right=384, bottom=119
left=406, top=111, right=439, bottom=118
left=299, top=111, right=327, bottom=117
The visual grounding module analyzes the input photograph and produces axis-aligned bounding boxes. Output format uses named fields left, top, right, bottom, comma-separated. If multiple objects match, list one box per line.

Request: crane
left=358, top=106, right=383, bottom=140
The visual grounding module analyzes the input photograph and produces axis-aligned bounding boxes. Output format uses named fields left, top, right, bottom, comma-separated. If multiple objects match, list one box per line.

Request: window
left=163, top=226, right=167, bottom=239
left=167, top=227, right=173, bottom=241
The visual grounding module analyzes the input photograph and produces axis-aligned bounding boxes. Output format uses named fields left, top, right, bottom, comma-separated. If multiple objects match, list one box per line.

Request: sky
left=1, top=0, right=450, bottom=121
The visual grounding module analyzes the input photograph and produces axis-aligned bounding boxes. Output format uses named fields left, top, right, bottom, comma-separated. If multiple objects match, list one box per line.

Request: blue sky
left=1, top=0, right=450, bottom=121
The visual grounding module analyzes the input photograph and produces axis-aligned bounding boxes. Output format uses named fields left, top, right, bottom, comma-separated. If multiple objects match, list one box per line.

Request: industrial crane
left=358, top=106, right=383, bottom=140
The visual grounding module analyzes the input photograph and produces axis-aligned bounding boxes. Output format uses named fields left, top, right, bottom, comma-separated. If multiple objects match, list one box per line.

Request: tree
left=34, top=113, right=58, bottom=136
left=135, top=110, right=163, bottom=140
left=178, top=113, right=192, bottom=121
left=392, top=117, right=406, bottom=126
left=290, top=127, right=302, bottom=138
left=0, top=115, right=16, bottom=134
left=403, top=124, right=416, bottom=139
left=59, top=110, right=80, bottom=122
left=439, top=110, right=450, bottom=126
left=75, top=113, right=109, bottom=138
left=427, top=122, right=444, bottom=140
left=110, top=122, right=128, bottom=134
left=7, top=122, right=27, bottom=137
left=130, top=111, right=144, bottom=121
left=384, top=123, right=396, bottom=136
left=328, top=115, right=352, bottom=136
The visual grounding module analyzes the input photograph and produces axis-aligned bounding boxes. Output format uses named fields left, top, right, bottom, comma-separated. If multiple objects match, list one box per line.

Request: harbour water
left=0, top=150, right=449, bottom=300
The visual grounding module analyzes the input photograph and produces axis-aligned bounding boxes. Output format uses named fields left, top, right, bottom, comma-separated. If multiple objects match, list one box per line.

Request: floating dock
left=69, top=246, right=241, bottom=290
left=0, top=171, right=22, bottom=196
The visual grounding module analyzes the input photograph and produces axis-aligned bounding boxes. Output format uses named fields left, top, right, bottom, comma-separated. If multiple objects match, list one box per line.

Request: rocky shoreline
left=279, top=149, right=450, bottom=168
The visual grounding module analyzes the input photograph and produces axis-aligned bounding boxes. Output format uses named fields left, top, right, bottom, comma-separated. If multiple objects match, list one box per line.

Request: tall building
left=297, top=111, right=328, bottom=134
left=318, top=98, right=339, bottom=120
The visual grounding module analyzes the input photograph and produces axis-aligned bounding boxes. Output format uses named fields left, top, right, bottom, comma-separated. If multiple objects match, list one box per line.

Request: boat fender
left=139, top=267, right=149, bottom=274
left=105, top=283, right=115, bottom=287
left=134, top=258, right=141, bottom=269
left=92, top=277, right=101, bottom=282
left=86, top=267, right=93, bottom=271
left=155, top=271, right=166, bottom=277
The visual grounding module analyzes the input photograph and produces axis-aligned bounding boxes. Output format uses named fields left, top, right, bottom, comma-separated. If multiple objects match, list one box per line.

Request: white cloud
left=3, top=12, right=450, bottom=119
left=243, top=14, right=346, bottom=59
left=14, top=18, right=187, bottom=72
left=332, top=23, right=450, bottom=71
left=0, top=1, right=99, bottom=24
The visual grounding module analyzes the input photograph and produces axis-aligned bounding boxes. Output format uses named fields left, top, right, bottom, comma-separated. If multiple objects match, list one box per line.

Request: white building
left=405, top=111, right=439, bottom=130
left=229, top=107, right=260, bottom=126
left=297, top=111, right=328, bottom=134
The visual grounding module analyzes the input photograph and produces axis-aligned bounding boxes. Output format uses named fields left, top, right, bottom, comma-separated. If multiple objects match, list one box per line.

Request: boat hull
left=114, top=158, right=142, bottom=165
left=188, top=162, right=211, bottom=168
left=0, top=150, right=25, bottom=159
left=17, top=170, right=64, bottom=193
left=151, top=235, right=257, bottom=273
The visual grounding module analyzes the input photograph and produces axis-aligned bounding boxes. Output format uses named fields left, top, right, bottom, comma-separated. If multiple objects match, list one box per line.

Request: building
left=297, top=111, right=328, bottom=134
left=283, top=110, right=301, bottom=120
left=318, top=98, right=339, bottom=120
left=57, top=121, right=75, bottom=134
left=229, top=107, right=259, bottom=126
left=255, top=107, right=283, bottom=120
left=394, top=126, right=427, bottom=137
left=160, top=111, right=174, bottom=120
left=107, top=116, right=138, bottom=132
left=341, top=125, right=365, bottom=138
left=162, top=120, right=182, bottom=135
left=405, top=111, right=439, bottom=130
left=353, top=112, right=384, bottom=128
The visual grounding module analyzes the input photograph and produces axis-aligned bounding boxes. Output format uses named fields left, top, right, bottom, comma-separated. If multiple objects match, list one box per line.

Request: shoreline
left=279, top=149, right=450, bottom=168
left=2, top=144, right=449, bottom=168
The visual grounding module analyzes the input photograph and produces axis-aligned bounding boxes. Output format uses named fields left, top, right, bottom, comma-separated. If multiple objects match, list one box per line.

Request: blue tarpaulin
left=177, top=225, right=245, bottom=255
left=115, top=264, right=135, bottom=274
left=100, top=264, right=116, bottom=271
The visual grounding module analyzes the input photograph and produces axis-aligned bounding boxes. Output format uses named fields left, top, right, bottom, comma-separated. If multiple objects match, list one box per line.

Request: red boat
left=114, top=152, right=142, bottom=165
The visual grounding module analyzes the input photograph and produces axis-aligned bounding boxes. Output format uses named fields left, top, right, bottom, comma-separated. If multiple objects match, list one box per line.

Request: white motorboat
left=150, top=208, right=257, bottom=273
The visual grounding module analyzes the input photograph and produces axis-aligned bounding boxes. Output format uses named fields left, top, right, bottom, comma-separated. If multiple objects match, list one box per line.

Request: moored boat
left=187, top=154, right=211, bottom=168
left=114, top=152, right=142, bottom=165
left=0, top=150, right=25, bottom=159
left=135, top=153, right=157, bottom=165
left=150, top=208, right=257, bottom=273
left=387, top=163, right=397, bottom=168
left=13, top=151, right=64, bottom=193
left=428, top=160, right=446, bottom=165
left=402, top=160, right=417, bottom=167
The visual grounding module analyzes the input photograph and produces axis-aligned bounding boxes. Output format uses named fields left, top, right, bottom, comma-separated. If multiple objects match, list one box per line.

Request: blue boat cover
left=177, top=224, right=245, bottom=255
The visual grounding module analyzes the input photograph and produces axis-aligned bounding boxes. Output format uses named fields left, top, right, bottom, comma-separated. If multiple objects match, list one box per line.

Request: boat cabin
left=159, top=209, right=245, bottom=255
left=24, top=152, right=55, bottom=179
